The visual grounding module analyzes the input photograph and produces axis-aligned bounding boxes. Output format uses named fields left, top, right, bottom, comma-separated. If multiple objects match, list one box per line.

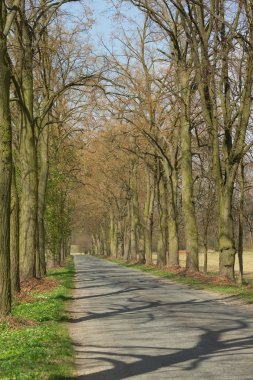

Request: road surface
left=68, top=255, right=253, bottom=379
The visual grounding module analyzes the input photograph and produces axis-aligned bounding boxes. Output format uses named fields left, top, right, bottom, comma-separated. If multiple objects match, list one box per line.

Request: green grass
left=0, top=258, right=75, bottom=380
left=105, top=258, right=253, bottom=303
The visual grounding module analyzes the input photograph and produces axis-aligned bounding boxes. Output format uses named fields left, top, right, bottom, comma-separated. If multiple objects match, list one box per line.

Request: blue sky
left=62, top=0, right=143, bottom=54
left=90, top=0, right=142, bottom=45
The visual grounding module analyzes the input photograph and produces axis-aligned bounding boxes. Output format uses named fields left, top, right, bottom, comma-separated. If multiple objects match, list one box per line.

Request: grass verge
left=104, top=257, right=253, bottom=304
left=0, top=257, right=75, bottom=380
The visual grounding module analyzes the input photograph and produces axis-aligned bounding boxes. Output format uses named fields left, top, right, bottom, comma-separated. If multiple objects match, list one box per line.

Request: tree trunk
left=117, top=220, right=124, bottom=258
left=143, top=171, right=155, bottom=265
left=218, top=183, right=236, bottom=281
left=203, top=244, right=208, bottom=274
left=167, top=169, right=179, bottom=267
left=157, top=170, right=168, bottom=267
left=238, top=163, right=244, bottom=284
left=180, top=69, right=199, bottom=271
left=38, top=124, right=49, bottom=276
left=162, top=161, right=179, bottom=267
left=130, top=165, right=140, bottom=261
left=123, top=209, right=131, bottom=260
left=19, top=13, right=39, bottom=280
left=10, top=165, right=20, bottom=296
left=109, top=212, right=117, bottom=257
left=101, top=225, right=109, bottom=256
left=0, top=34, right=12, bottom=316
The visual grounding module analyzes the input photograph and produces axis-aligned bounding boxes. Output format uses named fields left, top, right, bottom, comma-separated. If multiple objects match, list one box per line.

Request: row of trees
left=0, top=0, right=96, bottom=316
left=2, top=0, right=253, bottom=315
left=82, top=0, right=253, bottom=284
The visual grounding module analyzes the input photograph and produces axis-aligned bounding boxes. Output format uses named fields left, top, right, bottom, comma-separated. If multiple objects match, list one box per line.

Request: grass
left=105, top=257, right=253, bottom=304
left=0, top=257, right=75, bottom=380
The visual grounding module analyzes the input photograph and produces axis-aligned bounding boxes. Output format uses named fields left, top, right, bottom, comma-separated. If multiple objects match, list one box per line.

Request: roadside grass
left=104, top=257, right=253, bottom=303
left=0, top=257, right=75, bottom=380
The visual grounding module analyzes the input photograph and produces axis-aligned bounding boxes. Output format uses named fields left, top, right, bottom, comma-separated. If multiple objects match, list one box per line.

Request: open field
left=176, top=251, right=253, bottom=279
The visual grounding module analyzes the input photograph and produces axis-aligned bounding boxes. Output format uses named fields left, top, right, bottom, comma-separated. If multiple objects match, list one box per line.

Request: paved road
left=68, top=256, right=253, bottom=379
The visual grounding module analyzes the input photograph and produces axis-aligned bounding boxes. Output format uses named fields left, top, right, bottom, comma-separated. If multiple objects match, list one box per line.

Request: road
left=68, top=255, right=253, bottom=379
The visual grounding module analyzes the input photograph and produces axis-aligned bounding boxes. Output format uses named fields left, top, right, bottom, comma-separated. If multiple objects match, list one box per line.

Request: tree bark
left=218, top=183, right=236, bottom=280
left=10, top=165, right=20, bottom=296
left=0, top=31, right=12, bottom=316
left=180, top=68, right=199, bottom=271
left=38, top=124, right=49, bottom=276
left=123, top=205, right=131, bottom=260
left=19, top=7, right=39, bottom=280
left=238, top=162, right=245, bottom=284
left=130, top=164, right=140, bottom=261
left=109, top=211, right=117, bottom=257
left=167, top=169, right=179, bottom=268
left=143, top=170, right=155, bottom=265
left=157, top=169, right=168, bottom=267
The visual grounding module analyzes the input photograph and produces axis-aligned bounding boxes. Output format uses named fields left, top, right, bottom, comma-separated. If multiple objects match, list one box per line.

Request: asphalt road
left=68, top=255, right=253, bottom=379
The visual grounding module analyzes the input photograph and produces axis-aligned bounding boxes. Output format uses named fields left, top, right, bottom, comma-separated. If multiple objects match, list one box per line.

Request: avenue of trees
left=1, top=0, right=253, bottom=316
left=82, top=0, right=253, bottom=283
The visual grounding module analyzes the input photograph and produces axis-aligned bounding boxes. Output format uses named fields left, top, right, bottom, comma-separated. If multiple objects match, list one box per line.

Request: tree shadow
left=59, top=256, right=253, bottom=379
left=51, top=320, right=253, bottom=379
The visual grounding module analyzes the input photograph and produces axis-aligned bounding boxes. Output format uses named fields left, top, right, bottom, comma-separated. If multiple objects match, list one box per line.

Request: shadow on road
left=56, top=257, right=253, bottom=379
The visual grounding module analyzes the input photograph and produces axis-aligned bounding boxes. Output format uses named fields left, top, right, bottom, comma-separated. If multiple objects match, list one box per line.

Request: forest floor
left=0, top=258, right=75, bottom=380
left=67, top=255, right=253, bottom=379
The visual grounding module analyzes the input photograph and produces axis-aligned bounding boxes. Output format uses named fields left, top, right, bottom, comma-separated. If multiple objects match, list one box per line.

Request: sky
left=62, top=0, right=144, bottom=56
left=90, top=0, right=142, bottom=46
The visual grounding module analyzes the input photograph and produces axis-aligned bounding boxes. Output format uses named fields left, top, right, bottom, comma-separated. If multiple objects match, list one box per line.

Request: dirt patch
left=15, top=277, right=58, bottom=305
left=175, top=269, right=233, bottom=286
left=134, top=263, right=237, bottom=286
left=17, top=292, right=36, bottom=304
left=0, top=316, right=38, bottom=329
left=20, top=277, right=58, bottom=294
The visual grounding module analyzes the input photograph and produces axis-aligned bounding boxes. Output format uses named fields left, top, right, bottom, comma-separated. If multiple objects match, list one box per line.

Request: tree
left=0, top=0, right=21, bottom=316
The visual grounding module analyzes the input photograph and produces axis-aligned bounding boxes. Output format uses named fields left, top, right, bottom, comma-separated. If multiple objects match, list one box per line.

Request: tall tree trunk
left=109, top=211, right=117, bottom=257
left=101, top=224, right=109, bottom=256
left=218, top=181, right=236, bottom=280
left=19, top=8, right=39, bottom=280
left=123, top=224, right=131, bottom=260
left=180, top=68, right=199, bottom=271
left=203, top=235, right=208, bottom=274
left=10, top=165, right=20, bottom=296
left=237, top=163, right=244, bottom=284
left=0, top=32, right=12, bottom=316
left=167, top=169, right=179, bottom=267
left=38, top=124, right=49, bottom=276
left=123, top=205, right=131, bottom=260
left=143, top=170, right=155, bottom=265
left=157, top=169, right=168, bottom=267
left=162, top=161, right=179, bottom=267
left=130, top=164, right=140, bottom=261
left=117, top=220, right=124, bottom=258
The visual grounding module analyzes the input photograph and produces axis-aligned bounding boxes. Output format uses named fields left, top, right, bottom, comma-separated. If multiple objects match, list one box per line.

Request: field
left=153, top=251, right=253, bottom=279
